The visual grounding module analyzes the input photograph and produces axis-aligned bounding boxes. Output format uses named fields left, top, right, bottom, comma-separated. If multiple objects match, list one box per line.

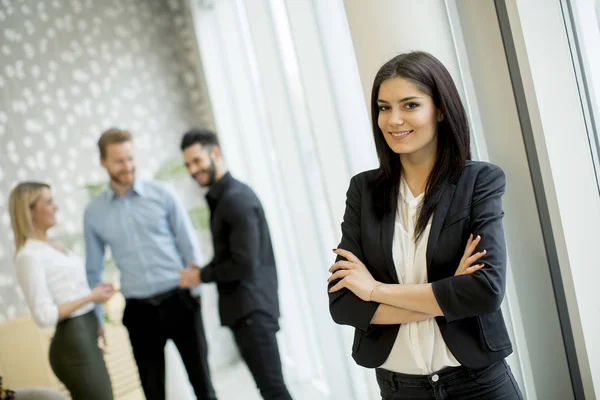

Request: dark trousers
left=49, top=311, right=113, bottom=400
left=231, top=311, right=292, bottom=400
left=376, top=360, right=523, bottom=400
left=123, top=289, right=216, bottom=400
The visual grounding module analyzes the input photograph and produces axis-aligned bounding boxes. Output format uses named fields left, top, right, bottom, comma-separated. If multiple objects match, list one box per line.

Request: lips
left=389, top=130, right=413, bottom=138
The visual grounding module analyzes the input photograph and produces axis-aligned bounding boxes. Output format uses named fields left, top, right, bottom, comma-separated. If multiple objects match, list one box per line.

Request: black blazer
left=329, top=161, right=512, bottom=369
left=202, top=172, right=280, bottom=327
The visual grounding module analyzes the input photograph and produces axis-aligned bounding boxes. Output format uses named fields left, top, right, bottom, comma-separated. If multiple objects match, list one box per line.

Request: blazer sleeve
left=432, top=166, right=508, bottom=323
left=328, top=175, right=379, bottom=332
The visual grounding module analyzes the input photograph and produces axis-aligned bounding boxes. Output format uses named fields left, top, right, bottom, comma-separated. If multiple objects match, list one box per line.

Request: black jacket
left=329, top=161, right=513, bottom=369
left=202, top=173, right=279, bottom=327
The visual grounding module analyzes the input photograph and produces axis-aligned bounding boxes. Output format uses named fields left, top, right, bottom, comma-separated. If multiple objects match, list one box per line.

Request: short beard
left=195, top=159, right=217, bottom=187
left=108, top=170, right=134, bottom=186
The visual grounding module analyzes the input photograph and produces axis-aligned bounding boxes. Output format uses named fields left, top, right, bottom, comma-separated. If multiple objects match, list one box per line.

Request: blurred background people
left=179, top=129, right=292, bottom=400
left=84, top=129, right=217, bottom=400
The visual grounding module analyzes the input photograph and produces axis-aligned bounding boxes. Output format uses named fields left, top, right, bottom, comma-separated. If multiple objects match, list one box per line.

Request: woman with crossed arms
left=328, top=52, right=523, bottom=399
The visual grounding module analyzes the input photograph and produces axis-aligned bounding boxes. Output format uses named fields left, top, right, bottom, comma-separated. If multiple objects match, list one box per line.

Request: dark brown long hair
left=370, top=51, right=471, bottom=240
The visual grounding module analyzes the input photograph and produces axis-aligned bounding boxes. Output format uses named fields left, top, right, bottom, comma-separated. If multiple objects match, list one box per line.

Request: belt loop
left=466, top=366, right=476, bottom=380
left=388, top=370, right=396, bottom=392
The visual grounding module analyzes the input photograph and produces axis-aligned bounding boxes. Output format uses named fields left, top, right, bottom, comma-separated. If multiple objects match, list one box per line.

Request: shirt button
left=431, top=374, right=439, bottom=382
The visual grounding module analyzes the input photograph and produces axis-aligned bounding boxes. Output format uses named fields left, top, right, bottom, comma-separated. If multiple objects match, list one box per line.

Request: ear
left=211, top=145, right=222, bottom=159
left=437, top=111, right=444, bottom=122
left=100, top=157, right=107, bottom=168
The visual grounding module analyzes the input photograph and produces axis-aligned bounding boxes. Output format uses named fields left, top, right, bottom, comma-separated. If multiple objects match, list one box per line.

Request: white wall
left=343, top=0, right=462, bottom=107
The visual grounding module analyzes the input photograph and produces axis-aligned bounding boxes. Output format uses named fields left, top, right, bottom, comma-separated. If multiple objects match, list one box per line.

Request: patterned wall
left=0, top=0, right=214, bottom=323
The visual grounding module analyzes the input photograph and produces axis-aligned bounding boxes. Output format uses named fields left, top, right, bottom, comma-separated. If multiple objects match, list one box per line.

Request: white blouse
left=380, top=178, right=460, bottom=374
left=14, top=239, right=94, bottom=328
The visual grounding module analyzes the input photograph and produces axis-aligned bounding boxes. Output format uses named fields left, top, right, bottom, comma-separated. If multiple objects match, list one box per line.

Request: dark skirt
left=49, top=311, right=113, bottom=400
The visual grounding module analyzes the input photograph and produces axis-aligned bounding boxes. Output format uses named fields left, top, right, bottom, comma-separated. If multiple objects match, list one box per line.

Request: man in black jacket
left=177, top=129, right=292, bottom=400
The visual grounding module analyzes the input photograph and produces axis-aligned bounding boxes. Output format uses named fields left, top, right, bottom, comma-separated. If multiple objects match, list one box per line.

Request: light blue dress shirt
left=84, top=180, right=202, bottom=323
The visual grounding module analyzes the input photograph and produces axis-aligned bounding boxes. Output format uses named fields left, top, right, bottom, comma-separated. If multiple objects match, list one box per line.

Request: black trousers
left=376, top=359, right=523, bottom=400
left=49, top=311, right=113, bottom=400
left=123, top=289, right=216, bottom=400
left=231, top=311, right=293, bottom=400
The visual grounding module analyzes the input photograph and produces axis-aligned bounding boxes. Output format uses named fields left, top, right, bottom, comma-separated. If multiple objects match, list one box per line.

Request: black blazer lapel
left=381, top=204, right=400, bottom=283
left=426, top=182, right=456, bottom=269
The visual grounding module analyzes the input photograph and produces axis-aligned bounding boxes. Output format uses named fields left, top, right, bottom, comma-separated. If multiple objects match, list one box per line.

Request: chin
left=118, top=177, right=135, bottom=185
left=387, top=144, right=413, bottom=155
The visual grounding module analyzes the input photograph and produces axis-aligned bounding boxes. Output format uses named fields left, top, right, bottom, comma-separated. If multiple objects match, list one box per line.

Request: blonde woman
left=9, top=182, right=115, bottom=400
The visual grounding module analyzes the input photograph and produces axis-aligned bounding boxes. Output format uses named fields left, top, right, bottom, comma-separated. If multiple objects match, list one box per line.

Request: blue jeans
left=376, top=360, right=523, bottom=400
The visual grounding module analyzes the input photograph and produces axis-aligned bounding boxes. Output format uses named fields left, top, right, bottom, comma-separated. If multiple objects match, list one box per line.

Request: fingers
left=329, top=260, right=355, bottom=273
left=178, top=278, right=191, bottom=288
left=463, top=264, right=485, bottom=275
left=327, top=269, right=350, bottom=283
left=333, top=248, right=361, bottom=265
left=464, top=234, right=482, bottom=257
left=328, top=279, right=346, bottom=293
left=466, top=249, right=487, bottom=264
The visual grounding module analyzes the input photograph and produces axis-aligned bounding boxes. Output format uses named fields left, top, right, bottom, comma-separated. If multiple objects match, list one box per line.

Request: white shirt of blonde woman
left=14, top=239, right=94, bottom=328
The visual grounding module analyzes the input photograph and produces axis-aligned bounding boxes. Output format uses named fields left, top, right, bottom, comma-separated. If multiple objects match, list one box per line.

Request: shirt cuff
left=200, top=262, right=214, bottom=283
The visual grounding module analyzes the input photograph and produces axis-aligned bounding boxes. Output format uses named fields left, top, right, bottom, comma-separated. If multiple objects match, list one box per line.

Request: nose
left=187, top=164, right=198, bottom=175
left=389, top=108, right=405, bottom=126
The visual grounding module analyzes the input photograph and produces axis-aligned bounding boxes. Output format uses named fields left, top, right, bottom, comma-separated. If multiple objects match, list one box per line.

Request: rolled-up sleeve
left=328, top=176, right=379, bottom=332
left=432, top=166, right=507, bottom=323
left=15, top=254, right=59, bottom=328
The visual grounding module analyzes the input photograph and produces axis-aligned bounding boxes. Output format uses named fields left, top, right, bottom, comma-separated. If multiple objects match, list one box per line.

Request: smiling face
left=377, top=76, right=443, bottom=163
left=30, top=187, right=58, bottom=231
left=182, top=143, right=219, bottom=187
left=100, top=141, right=136, bottom=186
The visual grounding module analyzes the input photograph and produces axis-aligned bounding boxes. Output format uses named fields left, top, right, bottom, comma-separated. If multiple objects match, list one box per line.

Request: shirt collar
left=107, top=180, right=145, bottom=200
left=400, top=177, right=423, bottom=209
left=206, top=172, right=233, bottom=202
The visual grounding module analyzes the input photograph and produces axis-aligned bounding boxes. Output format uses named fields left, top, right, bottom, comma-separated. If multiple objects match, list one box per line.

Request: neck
left=400, top=151, right=437, bottom=196
left=110, top=180, right=133, bottom=197
left=213, top=167, right=229, bottom=185
left=32, top=226, right=48, bottom=242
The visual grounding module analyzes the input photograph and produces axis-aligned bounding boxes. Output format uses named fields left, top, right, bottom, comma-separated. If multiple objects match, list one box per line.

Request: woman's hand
left=90, top=283, right=117, bottom=304
left=328, top=248, right=380, bottom=301
left=455, top=234, right=486, bottom=276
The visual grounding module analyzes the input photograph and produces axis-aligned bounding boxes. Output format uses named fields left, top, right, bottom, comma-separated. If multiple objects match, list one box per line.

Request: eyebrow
left=377, top=96, right=422, bottom=104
